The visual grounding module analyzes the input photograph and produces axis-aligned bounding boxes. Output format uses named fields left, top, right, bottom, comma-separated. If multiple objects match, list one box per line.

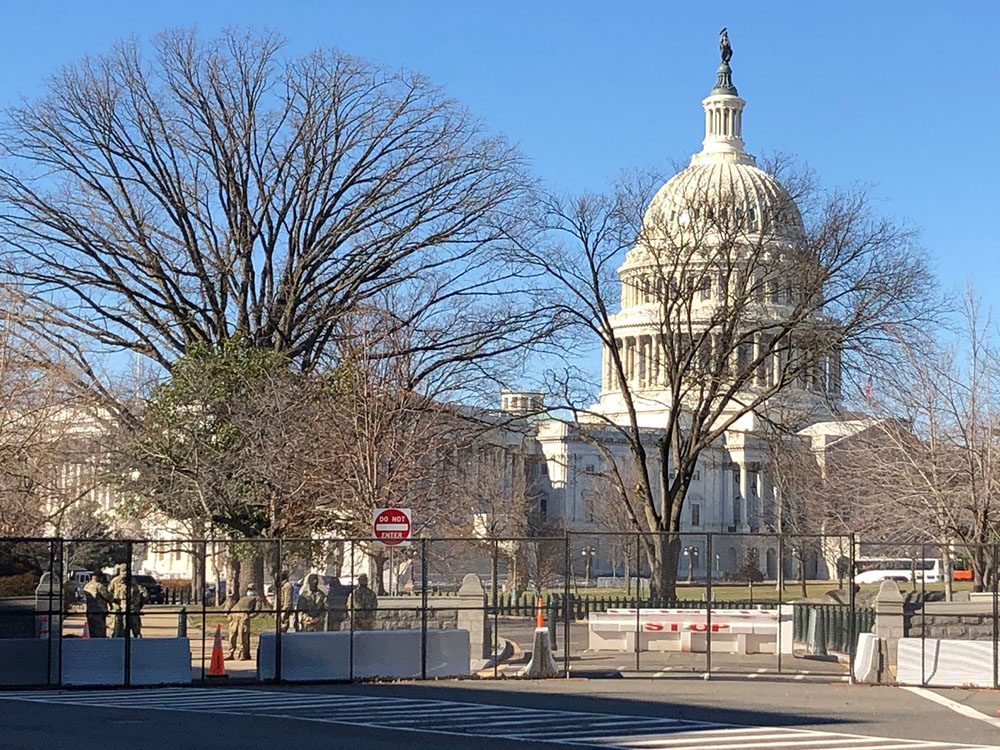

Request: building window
left=732, top=497, right=742, bottom=526
left=691, top=503, right=701, bottom=527
left=700, top=276, right=711, bottom=301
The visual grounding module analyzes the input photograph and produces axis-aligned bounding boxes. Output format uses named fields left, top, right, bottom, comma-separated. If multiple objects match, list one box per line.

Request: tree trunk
left=798, top=554, right=807, bottom=598
left=226, top=556, right=242, bottom=604
left=649, top=533, right=681, bottom=602
left=251, top=554, right=266, bottom=602
left=941, top=543, right=954, bottom=602
left=372, top=552, right=387, bottom=595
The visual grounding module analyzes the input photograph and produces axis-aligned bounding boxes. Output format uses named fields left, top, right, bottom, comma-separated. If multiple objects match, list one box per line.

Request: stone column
left=874, top=579, right=905, bottom=671
left=456, top=573, right=490, bottom=661
left=738, top=461, right=749, bottom=530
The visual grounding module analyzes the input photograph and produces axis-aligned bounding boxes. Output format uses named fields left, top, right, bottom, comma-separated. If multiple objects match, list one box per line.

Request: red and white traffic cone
left=81, top=619, right=90, bottom=639
left=38, top=614, right=49, bottom=638
left=207, top=623, right=227, bottom=679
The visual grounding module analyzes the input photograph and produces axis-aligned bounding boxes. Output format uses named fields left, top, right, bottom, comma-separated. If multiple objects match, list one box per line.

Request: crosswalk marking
left=0, top=688, right=995, bottom=749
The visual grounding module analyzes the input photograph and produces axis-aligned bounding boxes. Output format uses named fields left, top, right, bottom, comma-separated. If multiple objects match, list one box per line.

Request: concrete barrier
left=896, top=638, right=1000, bottom=687
left=258, top=629, right=471, bottom=681
left=588, top=607, right=793, bottom=655
left=61, top=638, right=192, bottom=686
left=0, top=638, right=59, bottom=686
left=853, top=633, right=879, bottom=682
left=520, top=627, right=559, bottom=678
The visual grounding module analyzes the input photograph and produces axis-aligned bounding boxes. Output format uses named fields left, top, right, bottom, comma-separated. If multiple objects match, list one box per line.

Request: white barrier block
left=854, top=633, right=879, bottom=682
left=0, top=638, right=58, bottom=686
left=258, top=629, right=471, bottom=681
left=587, top=607, right=793, bottom=655
left=62, top=638, right=191, bottom=686
left=897, top=638, right=999, bottom=687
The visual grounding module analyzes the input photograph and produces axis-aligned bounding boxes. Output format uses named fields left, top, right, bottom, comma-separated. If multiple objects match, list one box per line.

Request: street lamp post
left=683, top=546, right=699, bottom=584
left=581, top=546, right=596, bottom=586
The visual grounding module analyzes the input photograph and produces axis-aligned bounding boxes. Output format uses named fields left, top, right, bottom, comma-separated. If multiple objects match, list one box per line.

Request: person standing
left=119, top=575, right=147, bottom=638
left=295, top=574, right=326, bottom=632
left=277, top=572, right=295, bottom=633
left=325, top=577, right=349, bottom=632
left=347, top=574, right=378, bottom=631
left=82, top=573, right=114, bottom=638
left=226, top=585, right=258, bottom=661
left=107, top=564, right=127, bottom=637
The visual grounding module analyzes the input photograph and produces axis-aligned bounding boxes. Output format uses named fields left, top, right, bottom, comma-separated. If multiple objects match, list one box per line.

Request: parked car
left=133, top=574, right=166, bottom=604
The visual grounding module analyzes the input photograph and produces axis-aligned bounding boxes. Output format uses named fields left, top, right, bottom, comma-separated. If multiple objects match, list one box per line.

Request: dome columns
left=694, top=93, right=751, bottom=166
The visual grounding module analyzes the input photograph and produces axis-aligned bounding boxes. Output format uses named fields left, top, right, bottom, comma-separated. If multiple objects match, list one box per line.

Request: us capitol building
left=503, top=35, right=874, bottom=581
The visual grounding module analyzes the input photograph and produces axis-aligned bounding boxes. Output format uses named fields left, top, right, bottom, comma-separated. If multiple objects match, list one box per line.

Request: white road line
left=900, top=686, right=1000, bottom=730
left=3, top=688, right=997, bottom=750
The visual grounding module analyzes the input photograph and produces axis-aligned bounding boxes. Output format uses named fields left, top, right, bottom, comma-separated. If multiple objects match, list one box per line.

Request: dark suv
left=134, top=574, right=166, bottom=604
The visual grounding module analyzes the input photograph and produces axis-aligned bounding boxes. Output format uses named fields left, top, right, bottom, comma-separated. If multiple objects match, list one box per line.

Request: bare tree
left=0, top=294, right=109, bottom=537
left=520, top=159, right=936, bottom=598
left=834, top=289, right=1000, bottom=594
left=0, top=28, right=549, bottom=384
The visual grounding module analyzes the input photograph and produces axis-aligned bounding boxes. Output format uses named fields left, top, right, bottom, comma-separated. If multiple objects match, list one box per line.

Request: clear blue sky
left=2, top=1, right=997, bottom=313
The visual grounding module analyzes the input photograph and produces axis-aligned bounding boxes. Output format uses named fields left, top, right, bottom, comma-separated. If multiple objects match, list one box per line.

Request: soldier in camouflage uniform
left=277, top=572, right=294, bottom=633
left=325, top=577, right=349, bottom=632
left=113, top=574, right=147, bottom=637
left=347, top=574, right=378, bottom=630
left=295, top=574, right=326, bottom=632
left=82, top=573, right=114, bottom=638
left=107, top=564, right=127, bottom=637
left=226, top=585, right=258, bottom=660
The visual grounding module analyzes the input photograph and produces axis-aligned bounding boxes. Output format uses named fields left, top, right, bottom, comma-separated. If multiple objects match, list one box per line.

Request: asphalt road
left=1, top=678, right=998, bottom=749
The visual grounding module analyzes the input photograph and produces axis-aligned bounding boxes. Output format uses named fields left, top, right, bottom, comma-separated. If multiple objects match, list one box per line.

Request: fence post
left=420, top=537, right=428, bottom=680
left=492, top=540, right=499, bottom=680
left=275, top=538, right=283, bottom=683
left=993, top=543, right=998, bottom=690
left=848, top=533, right=856, bottom=683
left=124, top=540, right=132, bottom=687
left=563, top=532, right=571, bottom=677
left=705, top=533, right=713, bottom=677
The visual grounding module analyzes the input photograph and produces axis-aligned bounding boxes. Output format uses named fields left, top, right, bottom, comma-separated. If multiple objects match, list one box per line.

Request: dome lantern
left=692, top=29, right=754, bottom=168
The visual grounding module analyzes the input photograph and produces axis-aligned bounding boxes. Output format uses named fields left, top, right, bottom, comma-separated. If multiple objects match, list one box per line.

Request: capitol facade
left=508, top=40, right=875, bottom=581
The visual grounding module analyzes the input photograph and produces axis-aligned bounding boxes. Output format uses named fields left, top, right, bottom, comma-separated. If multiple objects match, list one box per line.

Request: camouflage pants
left=86, top=613, right=107, bottom=638
left=227, top=614, right=252, bottom=660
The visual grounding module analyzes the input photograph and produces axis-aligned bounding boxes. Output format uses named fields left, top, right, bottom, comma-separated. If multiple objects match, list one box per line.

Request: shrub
left=0, top=572, right=41, bottom=596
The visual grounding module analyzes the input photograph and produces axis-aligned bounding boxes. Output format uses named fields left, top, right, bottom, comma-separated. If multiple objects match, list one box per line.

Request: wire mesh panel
left=0, top=540, right=62, bottom=686
left=5, top=530, right=991, bottom=687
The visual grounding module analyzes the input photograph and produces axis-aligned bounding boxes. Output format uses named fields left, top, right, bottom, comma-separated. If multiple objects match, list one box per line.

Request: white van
left=853, top=558, right=943, bottom=585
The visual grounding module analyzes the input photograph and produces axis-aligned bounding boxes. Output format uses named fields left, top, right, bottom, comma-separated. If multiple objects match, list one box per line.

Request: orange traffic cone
left=535, top=597, right=545, bottom=628
left=81, top=619, right=90, bottom=639
left=207, top=623, right=227, bottom=678
left=38, top=614, right=49, bottom=638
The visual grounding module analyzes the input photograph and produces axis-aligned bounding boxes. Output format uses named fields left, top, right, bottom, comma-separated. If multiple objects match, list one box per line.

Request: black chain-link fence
left=1, top=532, right=995, bottom=688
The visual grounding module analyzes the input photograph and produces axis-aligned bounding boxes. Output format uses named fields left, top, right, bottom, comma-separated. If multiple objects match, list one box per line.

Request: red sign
left=373, top=507, right=411, bottom=546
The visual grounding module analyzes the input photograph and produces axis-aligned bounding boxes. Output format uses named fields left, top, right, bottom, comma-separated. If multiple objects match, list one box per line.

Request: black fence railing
left=1, top=531, right=996, bottom=688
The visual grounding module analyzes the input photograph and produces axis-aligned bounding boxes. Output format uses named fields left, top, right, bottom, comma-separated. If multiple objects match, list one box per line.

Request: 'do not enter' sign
left=373, top=507, right=411, bottom=546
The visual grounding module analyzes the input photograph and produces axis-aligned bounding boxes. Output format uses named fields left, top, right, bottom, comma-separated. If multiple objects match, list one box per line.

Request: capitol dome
left=640, top=52, right=803, bottom=243
left=642, top=160, right=804, bottom=242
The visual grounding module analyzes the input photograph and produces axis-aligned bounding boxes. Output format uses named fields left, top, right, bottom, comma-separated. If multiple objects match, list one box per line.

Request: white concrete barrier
left=0, top=638, right=58, bottom=685
left=61, top=638, right=192, bottom=686
left=258, top=629, right=471, bottom=681
left=588, top=607, right=793, bottom=655
left=897, top=638, right=999, bottom=687
left=853, top=633, right=879, bottom=682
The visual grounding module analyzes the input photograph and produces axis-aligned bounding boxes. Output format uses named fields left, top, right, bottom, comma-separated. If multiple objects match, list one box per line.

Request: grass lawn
left=539, top=579, right=975, bottom=603
left=190, top=609, right=278, bottom=637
